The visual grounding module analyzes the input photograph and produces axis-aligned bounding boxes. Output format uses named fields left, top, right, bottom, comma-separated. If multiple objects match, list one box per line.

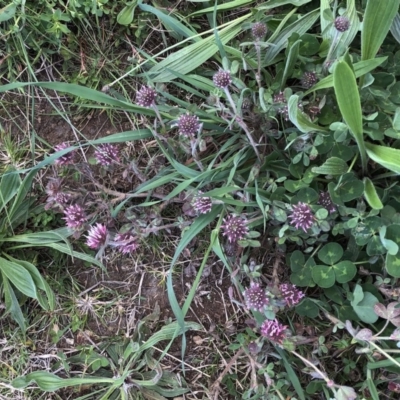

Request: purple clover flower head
left=388, top=382, right=400, bottom=393
left=280, top=283, right=305, bottom=307
left=94, top=144, right=120, bottom=166
left=114, top=232, right=138, bottom=254
left=86, top=223, right=108, bottom=249
left=260, top=319, right=287, bottom=343
left=221, top=214, right=249, bottom=243
left=243, top=282, right=269, bottom=312
left=192, top=193, right=212, bottom=214
left=136, top=85, right=157, bottom=107
left=54, top=142, right=76, bottom=166
left=273, top=92, right=289, bottom=121
left=289, top=202, right=315, bottom=232
left=45, top=178, right=62, bottom=197
left=63, top=204, right=87, bottom=230
left=334, top=16, right=350, bottom=32
left=177, top=114, right=200, bottom=137
left=318, top=191, right=337, bottom=214
left=251, top=22, right=267, bottom=39
left=213, top=69, right=232, bottom=89
left=301, top=71, right=318, bottom=89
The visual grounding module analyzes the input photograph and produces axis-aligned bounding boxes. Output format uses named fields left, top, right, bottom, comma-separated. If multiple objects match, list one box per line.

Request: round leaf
left=386, top=253, right=400, bottom=277
left=333, top=261, right=357, bottom=283
left=312, top=265, right=335, bottom=288
left=295, top=298, right=319, bottom=318
left=352, top=292, right=379, bottom=323
left=318, top=243, right=343, bottom=265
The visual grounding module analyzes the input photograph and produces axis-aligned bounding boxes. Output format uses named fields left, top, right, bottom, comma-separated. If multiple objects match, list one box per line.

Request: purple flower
left=334, top=16, right=350, bottom=32
left=260, top=319, right=287, bottom=343
left=136, top=86, right=157, bottom=107
left=221, top=214, right=249, bottom=243
left=251, top=22, right=267, bottom=39
left=177, top=114, right=200, bottom=137
left=114, top=232, right=138, bottom=254
left=243, top=282, right=269, bottom=312
left=213, top=70, right=232, bottom=89
left=192, top=193, right=212, bottom=214
left=53, top=142, right=76, bottom=166
left=94, top=144, right=120, bottom=166
left=301, top=71, right=318, bottom=89
left=63, top=204, right=87, bottom=230
left=289, top=202, right=315, bottom=232
left=86, top=223, right=108, bottom=249
left=279, top=283, right=304, bottom=307
left=45, top=178, right=71, bottom=210
left=318, top=191, right=336, bottom=214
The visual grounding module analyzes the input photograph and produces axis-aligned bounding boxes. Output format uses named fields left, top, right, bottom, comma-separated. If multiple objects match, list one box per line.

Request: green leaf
left=390, top=13, right=400, bottom=44
left=3, top=276, right=26, bottom=332
left=386, top=253, right=400, bottom=277
left=365, top=142, right=400, bottom=174
left=333, top=261, right=357, bottom=284
left=116, top=1, right=137, bottom=25
left=265, top=9, right=319, bottom=65
left=295, top=298, right=319, bottom=318
left=351, top=289, right=379, bottom=324
left=290, top=250, right=305, bottom=272
left=311, top=157, right=348, bottom=175
left=312, top=265, right=335, bottom=288
left=12, top=371, right=119, bottom=391
left=147, top=15, right=248, bottom=82
left=333, top=60, right=367, bottom=171
left=363, top=178, right=383, bottom=210
left=0, top=257, right=37, bottom=299
left=361, top=0, right=400, bottom=61
left=0, top=2, right=16, bottom=22
left=288, top=95, right=329, bottom=133
left=189, top=0, right=254, bottom=16
left=281, top=40, right=301, bottom=89
left=305, top=57, right=387, bottom=94
left=318, top=243, right=343, bottom=265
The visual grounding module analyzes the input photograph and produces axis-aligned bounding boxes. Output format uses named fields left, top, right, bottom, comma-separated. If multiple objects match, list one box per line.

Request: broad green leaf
left=351, top=292, right=379, bottom=323
left=333, top=60, right=367, bottom=171
left=290, top=250, right=305, bottom=272
left=363, top=178, right=383, bottom=210
left=361, top=0, right=400, bottom=61
left=0, top=2, right=16, bottom=22
left=312, top=265, right=335, bottom=288
left=0, top=168, right=20, bottom=213
left=305, top=57, right=387, bottom=94
left=295, top=298, right=319, bottom=318
left=139, top=321, right=201, bottom=352
left=288, top=95, right=329, bottom=133
left=0, top=257, right=37, bottom=298
left=318, top=243, right=343, bottom=265
left=116, top=2, right=137, bottom=25
left=12, top=371, right=120, bottom=391
left=139, top=3, right=198, bottom=41
left=311, top=157, right=348, bottom=175
left=265, top=9, right=319, bottom=65
left=365, top=142, right=400, bottom=174
left=333, top=261, right=357, bottom=283
left=281, top=40, right=301, bottom=89
left=5, top=256, right=55, bottom=310
left=390, top=13, right=400, bottom=44
left=3, top=276, right=26, bottom=332
left=328, top=174, right=364, bottom=205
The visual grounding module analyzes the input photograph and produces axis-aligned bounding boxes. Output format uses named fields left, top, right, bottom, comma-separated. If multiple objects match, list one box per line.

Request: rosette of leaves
left=12, top=307, right=200, bottom=399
